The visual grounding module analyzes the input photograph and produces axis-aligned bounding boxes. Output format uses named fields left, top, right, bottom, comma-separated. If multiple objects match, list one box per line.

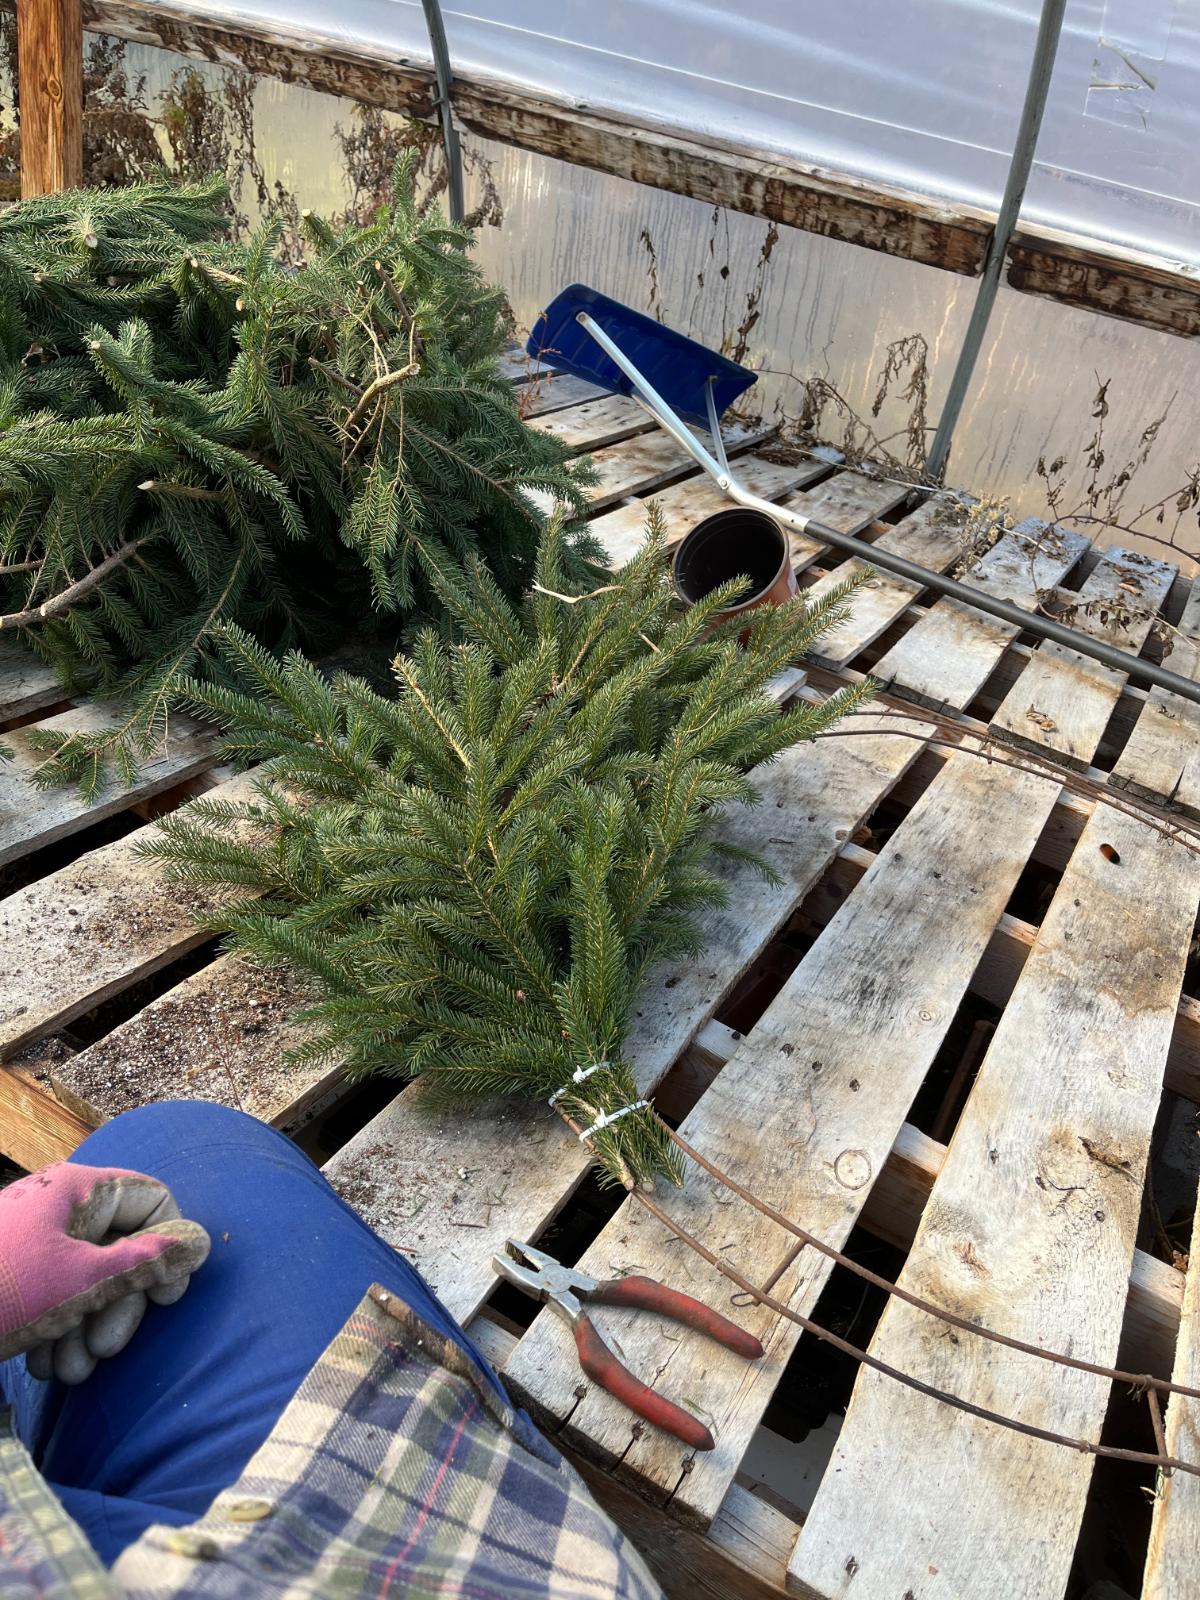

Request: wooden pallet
left=4, top=378, right=1200, bottom=1599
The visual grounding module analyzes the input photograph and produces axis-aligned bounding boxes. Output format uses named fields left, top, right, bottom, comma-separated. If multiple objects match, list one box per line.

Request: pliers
left=493, top=1238, right=764, bottom=1451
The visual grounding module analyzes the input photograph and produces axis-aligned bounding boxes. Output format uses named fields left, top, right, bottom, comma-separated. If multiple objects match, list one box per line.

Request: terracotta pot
left=671, top=507, right=797, bottom=622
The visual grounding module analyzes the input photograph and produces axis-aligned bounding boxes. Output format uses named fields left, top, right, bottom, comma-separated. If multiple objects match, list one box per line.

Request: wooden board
left=16, top=0, right=83, bottom=196
left=51, top=954, right=342, bottom=1132
left=0, top=771, right=261, bottom=1060
left=804, top=495, right=968, bottom=668
left=0, top=645, right=65, bottom=723
left=517, top=371, right=610, bottom=419
left=1111, top=582, right=1200, bottom=815
left=991, top=547, right=1176, bottom=770
left=686, top=1018, right=1185, bottom=1382
left=503, top=751, right=1061, bottom=1527
left=792, top=802, right=1200, bottom=1600
left=0, top=702, right=215, bottom=867
left=590, top=457, right=829, bottom=569
left=323, top=704, right=928, bottom=1324
left=1143, top=1184, right=1200, bottom=1600
left=873, top=519, right=1091, bottom=712
left=585, top=422, right=769, bottom=512
left=527, top=394, right=654, bottom=453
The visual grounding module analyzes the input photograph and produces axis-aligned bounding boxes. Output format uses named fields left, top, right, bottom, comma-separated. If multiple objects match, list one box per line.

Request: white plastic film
left=168, top=0, right=1200, bottom=264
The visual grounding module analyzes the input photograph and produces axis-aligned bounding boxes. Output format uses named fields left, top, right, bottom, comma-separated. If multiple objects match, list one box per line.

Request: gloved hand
left=0, top=1163, right=210, bottom=1385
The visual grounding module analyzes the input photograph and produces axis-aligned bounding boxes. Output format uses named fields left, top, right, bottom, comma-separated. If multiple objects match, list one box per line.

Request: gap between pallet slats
left=584, top=421, right=771, bottom=512
left=1111, top=581, right=1200, bottom=816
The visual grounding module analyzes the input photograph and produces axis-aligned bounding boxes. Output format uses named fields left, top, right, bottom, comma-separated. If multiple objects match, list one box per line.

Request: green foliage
left=143, top=513, right=870, bottom=1187
left=0, top=163, right=592, bottom=791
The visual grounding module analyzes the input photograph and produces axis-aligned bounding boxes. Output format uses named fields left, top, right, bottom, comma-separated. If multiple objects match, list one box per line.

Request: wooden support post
left=16, top=0, right=82, bottom=196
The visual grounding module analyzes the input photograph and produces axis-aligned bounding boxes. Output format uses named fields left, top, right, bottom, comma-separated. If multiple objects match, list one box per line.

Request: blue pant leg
left=5, top=1099, right=507, bottom=1565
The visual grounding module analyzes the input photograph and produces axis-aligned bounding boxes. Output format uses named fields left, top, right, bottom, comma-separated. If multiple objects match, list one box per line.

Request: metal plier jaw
left=493, top=1237, right=764, bottom=1453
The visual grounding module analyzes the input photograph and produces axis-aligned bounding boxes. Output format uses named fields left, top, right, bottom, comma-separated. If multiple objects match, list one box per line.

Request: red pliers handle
left=573, top=1275, right=764, bottom=1451
left=493, top=1241, right=765, bottom=1452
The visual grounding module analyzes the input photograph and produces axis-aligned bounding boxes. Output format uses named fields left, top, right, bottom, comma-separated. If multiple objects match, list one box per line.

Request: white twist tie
left=579, top=1101, right=649, bottom=1140
left=548, top=1061, right=612, bottom=1107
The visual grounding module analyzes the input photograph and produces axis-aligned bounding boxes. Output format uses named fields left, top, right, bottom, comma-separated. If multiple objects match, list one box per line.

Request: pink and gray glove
left=0, top=1164, right=210, bottom=1385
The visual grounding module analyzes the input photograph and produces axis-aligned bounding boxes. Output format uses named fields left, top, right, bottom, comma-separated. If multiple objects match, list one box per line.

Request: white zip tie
left=547, top=1061, right=612, bottom=1107
left=579, top=1101, right=649, bottom=1140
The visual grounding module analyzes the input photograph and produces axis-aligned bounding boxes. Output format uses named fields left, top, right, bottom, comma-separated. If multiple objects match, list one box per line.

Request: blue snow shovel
left=526, top=283, right=1200, bottom=707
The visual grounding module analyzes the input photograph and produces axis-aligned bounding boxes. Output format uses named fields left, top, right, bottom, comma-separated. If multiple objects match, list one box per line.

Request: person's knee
left=71, top=1099, right=283, bottom=1168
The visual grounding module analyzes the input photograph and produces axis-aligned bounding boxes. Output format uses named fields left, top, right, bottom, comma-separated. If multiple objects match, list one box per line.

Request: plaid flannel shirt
left=0, top=1287, right=663, bottom=1600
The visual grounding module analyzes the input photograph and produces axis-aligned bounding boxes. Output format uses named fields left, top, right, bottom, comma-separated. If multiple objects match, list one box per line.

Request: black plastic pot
left=671, top=507, right=797, bottom=618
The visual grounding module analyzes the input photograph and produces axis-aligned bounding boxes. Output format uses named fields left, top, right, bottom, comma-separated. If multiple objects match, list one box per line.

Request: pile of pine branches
left=146, top=514, right=867, bottom=1188
left=0, top=159, right=591, bottom=788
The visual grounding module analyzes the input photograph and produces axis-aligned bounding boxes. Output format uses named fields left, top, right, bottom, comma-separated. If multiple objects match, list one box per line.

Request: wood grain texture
left=1110, top=582, right=1200, bottom=815
left=873, top=520, right=1091, bottom=712
left=51, top=953, right=342, bottom=1131
left=584, top=421, right=769, bottom=512
left=0, top=645, right=64, bottom=723
left=0, top=1062, right=92, bottom=1168
left=324, top=707, right=926, bottom=1326
left=1143, top=1184, right=1200, bottom=1600
left=503, top=752, right=1060, bottom=1527
left=590, top=457, right=829, bottom=570
left=517, top=371, right=608, bottom=418
left=792, top=803, right=1200, bottom=1600
left=0, top=771, right=261, bottom=1060
left=16, top=0, right=82, bottom=195
left=991, top=547, right=1175, bottom=770
left=804, top=495, right=968, bottom=668
left=0, top=702, right=215, bottom=867
left=683, top=1019, right=1183, bottom=1380
left=526, top=394, right=654, bottom=453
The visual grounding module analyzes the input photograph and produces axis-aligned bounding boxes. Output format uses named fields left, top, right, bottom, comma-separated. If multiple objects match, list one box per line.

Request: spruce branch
left=0, top=537, right=150, bottom=631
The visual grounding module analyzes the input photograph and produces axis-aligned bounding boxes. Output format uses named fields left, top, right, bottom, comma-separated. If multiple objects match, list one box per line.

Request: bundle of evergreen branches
left=144, top=514, right=868, bottom=1187
left=0, top=161, right=590, bottom=787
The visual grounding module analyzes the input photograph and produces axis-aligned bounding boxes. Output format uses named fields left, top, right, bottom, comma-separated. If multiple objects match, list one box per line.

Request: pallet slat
left=526, top=394, right=655, bottom=453
left=804, top=495, right=966, bottom=667
left=792, top=803, right=1200, bottom=1600
left=517, top=371, right=608, bottom=417
left=323, top=704, right=927, bottom=1323
left=1143, top=1183, right=1200, bottom=1600
left=0, top=645, right=65, bottom=724
left=503, top=751, right=1061, bottom=1527
left=0, top=772, right=261, bottom=1060
left=590, top=457, right=829, bottom=569
left=872, top=519, right=1091, bottom=711
left=991, top=547, right=1176, bottom=769
left=0, top=703, right=215, bottom=868
left=1110, top=582, right=1200, bottom=814
left=585, top=422, right=769, bottom=512
left=50, top=954, right=342, bottom=1133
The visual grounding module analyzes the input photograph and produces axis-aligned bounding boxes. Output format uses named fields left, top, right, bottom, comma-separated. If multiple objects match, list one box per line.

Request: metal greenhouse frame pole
left=420, top=0, right=465, bottom=222
left=925, top=0, right=1069, bottom=480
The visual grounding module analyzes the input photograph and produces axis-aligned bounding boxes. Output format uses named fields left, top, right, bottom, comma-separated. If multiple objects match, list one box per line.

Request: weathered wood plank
left=518, top=371, right=611, bottom=419
left=684, top=1018, right=1184, bottom=1380
left=804, top=495, right=967, bottom=668
left=51, top=954, right=342, bottom=1132
left=591, top=467, right=905, bottom=573
left=16, top=0, right=82, bottom=195
left=991, top=547, right=1176, bottom=770
left=0, top=645, right=65, bottom=723
left=0, top=772, right=261, bottom=1060
left=504, top=752, right=1060, bottom=1527
left=585, top=421, right=769, bottom=512
left=590, top=457, right=829, bottom=569
left=324, top=706, right=927, bottom=1324
left=527, top=393, right=654, bottom=453
left=873, top=520, right=1091, bottom=712
left=0, top=1062, right=92, bottom=1169
left=1143, top=1184, right=1200, bottom=1600
left=0, top=703, right=216, bottom=868
left=1110, top=582, right=1200, bottom=815
left=792, top=803, right=1200, bottom=1600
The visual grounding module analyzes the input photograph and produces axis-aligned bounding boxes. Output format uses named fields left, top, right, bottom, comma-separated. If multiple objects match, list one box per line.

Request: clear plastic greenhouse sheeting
left=173, top=0, right=1200, bottom=266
